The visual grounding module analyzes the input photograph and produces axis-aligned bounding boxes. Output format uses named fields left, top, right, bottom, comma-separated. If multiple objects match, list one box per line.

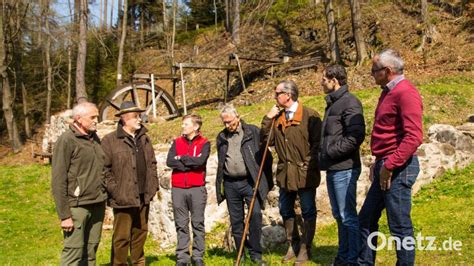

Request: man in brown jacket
left=261, top=80, right=322, bottom=265
left=101, top=101, right=159, bottom=266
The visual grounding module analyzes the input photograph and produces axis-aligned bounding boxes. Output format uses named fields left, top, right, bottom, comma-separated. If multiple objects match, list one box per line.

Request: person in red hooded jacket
left=166, top=114, right=210, bottom=266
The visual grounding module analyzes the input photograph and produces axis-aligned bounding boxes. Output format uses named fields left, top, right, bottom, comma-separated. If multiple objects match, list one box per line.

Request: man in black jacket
left=216, top=104, right=273, bottom=265
left=319, top=64, right=365, bottom=265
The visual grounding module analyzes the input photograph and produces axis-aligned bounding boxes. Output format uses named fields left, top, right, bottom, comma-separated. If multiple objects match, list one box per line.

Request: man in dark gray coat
left=216, top=104, right=273, bottom=265
left=320, top=64, right=365, bottom=265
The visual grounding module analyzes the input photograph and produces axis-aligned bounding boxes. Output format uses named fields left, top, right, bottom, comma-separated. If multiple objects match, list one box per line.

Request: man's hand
left=266, top=105, right=280, bottom=119
left=61, top=217, right=74, bottom=232
left=379, top=164, right=393, bottom=191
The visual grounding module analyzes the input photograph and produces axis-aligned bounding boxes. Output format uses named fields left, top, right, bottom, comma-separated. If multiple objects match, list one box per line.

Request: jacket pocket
left=296, top=161, right=308, bottom=187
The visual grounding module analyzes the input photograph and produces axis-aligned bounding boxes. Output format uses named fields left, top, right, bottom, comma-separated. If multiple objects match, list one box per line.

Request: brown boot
left=281, top=218, right=300, bottom=263
left=294, top=219, right=316, bottom=265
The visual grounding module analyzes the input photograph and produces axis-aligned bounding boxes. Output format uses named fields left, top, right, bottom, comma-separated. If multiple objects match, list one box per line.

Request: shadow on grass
left=205, top=243, right=338, bottom=265
left=99, top=255, right=162, bottom=266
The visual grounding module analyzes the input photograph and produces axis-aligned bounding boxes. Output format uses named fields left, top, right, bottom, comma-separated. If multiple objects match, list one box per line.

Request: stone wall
left=147, top=122, right=474, bottom=250
left=43, top=112, right=473, bottom=251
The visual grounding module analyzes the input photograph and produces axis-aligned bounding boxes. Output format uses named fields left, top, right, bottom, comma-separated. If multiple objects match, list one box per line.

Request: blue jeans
left=279, top=188, right=317, bottom=222
left=358, top=156, right=419, bottom=266
left=327, top=167, right=361, bottom=264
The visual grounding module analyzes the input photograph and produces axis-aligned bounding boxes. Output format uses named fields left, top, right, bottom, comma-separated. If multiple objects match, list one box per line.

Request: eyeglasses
left=222, top=116, right=237, bottom=125
left=371, top=66, right=387, bottom=74
left=274, top=91, right=287, bottom=97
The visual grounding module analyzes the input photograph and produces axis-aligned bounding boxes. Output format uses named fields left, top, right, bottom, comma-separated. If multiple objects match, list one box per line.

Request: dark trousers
left=279, top=187, right=317, bottom=222
left=61, top=202, right=105, bottom=266
left=111, top=201, right=150, bottom=266
left=172, top=186, right=207, bottom=264
left=223, top=178, right=263, bottom=261
left=358, top=156, right=420, bottom=266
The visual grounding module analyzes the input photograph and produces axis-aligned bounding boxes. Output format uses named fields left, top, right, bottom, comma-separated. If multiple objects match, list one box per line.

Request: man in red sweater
left=358, top=49, right=423, bottom=265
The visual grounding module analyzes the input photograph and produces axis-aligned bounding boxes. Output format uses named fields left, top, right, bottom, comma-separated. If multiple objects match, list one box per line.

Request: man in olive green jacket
left=51, top=102, right=107, bottom=265
left=261, top=80, right=322, bottom=265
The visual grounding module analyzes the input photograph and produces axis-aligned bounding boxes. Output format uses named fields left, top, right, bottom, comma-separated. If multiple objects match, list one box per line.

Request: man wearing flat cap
left=101, top=101, right=159, bottom=266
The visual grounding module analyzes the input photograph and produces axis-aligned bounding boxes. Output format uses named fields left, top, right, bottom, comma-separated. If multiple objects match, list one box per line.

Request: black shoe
left=193, top=259, right=205, bottom=266
left=332, top=256, right=347, bottom=266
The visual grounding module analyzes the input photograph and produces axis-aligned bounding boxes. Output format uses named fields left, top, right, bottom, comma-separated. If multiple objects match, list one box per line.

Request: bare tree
left=104, top=0, right=108, bottom=30
left=110, top=0, right=114, bottom=29
left=99, top=0, right=103, bottom=30
left=417, top=0, right=439, bottom=53
left=232, top=0, right=240, bottom=44
left=117, top=0, right=128, bottom=87
left=225, top=0, right=230, bottom=32
left=163, top=0, right=170, bottom=55
left=75, top=0, right=88, bottom=102
left=1, top=6, right=22, bottom=152
left=171, top=0, right=177, bottom=60
left=43, top=1, right=53, bottom=122
left=10, top=1, right=31, bottom=138
left=348, top=0, right=367, bottom=65
left=324, top=0, right=341, bottom=63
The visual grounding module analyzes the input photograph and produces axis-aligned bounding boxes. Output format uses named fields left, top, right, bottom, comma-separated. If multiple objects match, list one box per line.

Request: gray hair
left=220, top=103, right=239, bottom=117
left=72, top=102, right=97, bottom=120
left=278, top=80, right=299, bottom=101
left=377, top=49, right=404, bottom=74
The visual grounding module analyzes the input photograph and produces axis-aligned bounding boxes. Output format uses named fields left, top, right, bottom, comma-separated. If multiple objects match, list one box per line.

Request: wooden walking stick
left=235, top=118, right=275, bottom=265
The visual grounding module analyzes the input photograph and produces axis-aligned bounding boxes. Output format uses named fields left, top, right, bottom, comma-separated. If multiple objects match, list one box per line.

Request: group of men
left=51, top=48, right=423, bottom=266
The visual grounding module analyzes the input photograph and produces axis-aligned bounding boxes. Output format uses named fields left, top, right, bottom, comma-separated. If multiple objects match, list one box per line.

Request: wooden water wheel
left=99, top=77, right=180, bottom=122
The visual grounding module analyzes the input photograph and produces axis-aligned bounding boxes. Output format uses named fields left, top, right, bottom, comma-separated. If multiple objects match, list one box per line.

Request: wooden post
left=171, top=66, right=176, bottom=97
left=233, top=53, right=246, bottom=91
left=151, top=73, right=157, bottom=118
left=179, top=63, right=187, bottom=115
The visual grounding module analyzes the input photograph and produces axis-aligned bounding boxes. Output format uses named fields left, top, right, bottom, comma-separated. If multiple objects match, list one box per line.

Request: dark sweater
left=370, top=79, right=423, bottom=170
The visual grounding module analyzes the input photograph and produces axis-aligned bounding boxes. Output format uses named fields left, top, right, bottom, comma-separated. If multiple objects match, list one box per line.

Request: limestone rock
left=428, top=124, right=473, bottom=152
left=261, top=225, right=286, bottom=250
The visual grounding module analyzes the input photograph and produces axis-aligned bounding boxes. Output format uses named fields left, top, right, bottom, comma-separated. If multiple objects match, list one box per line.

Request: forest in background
left=1, top=0, right=473, bottom=154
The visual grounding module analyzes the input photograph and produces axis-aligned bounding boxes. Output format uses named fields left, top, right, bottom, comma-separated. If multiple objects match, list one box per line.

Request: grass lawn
left=0, top=162, right=472, bottom=265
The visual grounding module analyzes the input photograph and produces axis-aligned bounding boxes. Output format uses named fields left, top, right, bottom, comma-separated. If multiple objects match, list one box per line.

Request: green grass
left=0, top=162, right=472, bottom=265
left=148, top=76, right=474, bottom=156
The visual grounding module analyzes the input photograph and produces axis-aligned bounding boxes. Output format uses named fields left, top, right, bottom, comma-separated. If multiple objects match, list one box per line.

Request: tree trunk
left=99, top=0, right=103, bottom=30
left=324, top=0, right=341, bottom=63
left=110, top=0, right=114, bottom=29
left=118, top=0, right=123, bottom=28
left=417, top=0, right=438, bottom=53
left=140, top=4, right=144, bottom=48
left=213, top=0, right=217, bottom=31
left=232, top=0, right=240, bottom=44
left=67, top=45, right=72, bottom=108
left=225, top=0, right=230, bottom=32
left=11, top=2, right=31, bottom=138
left=163, top=0, right=169, bottom=53
left=171, top=0, right=177, bottom=61
left=75, top=0, right=88, bottom=102
left=117, top=0, right=128, bottom=87
left=104, top=0, right=108, bottom=30
left=44, top=2, right=53, bottom=122
left=0, top=11, right=22, bottom=152
left=348, top=0, right=367, bottom=65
